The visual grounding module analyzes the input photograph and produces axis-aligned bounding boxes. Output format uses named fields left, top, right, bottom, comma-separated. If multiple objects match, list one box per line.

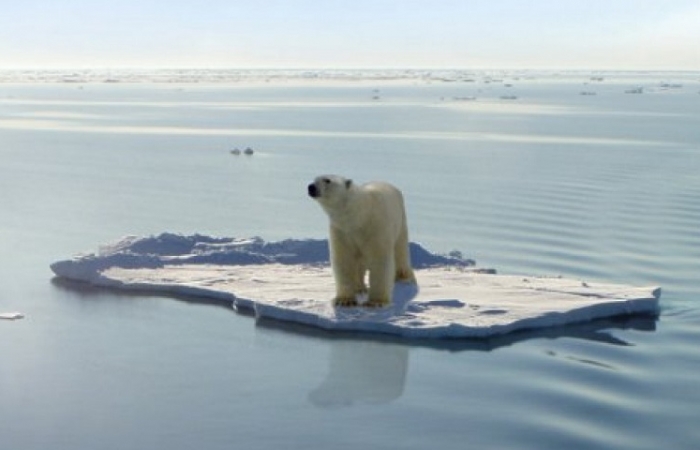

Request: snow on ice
left=50, top=233, right=660, bottom=339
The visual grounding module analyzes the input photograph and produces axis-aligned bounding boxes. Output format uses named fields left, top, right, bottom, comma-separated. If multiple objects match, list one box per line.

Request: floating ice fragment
left=0, top=312, right=24, bottom=320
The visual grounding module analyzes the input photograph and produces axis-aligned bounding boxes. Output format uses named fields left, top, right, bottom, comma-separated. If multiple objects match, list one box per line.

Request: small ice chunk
left=0, top=312, right=24, bottom=320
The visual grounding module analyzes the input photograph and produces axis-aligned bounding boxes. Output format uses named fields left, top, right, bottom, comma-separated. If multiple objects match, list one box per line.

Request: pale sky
left=1, top=0, right=699, bottom=70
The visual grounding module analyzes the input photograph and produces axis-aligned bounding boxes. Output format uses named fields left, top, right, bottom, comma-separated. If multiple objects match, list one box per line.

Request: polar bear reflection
left=309, top=340, right=409, bottom=408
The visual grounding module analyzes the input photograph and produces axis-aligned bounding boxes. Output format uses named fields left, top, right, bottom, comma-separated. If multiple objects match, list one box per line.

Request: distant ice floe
left=50, top=233, right=660, bottom=339
left=0, top=68, right=695, bottom=86
left=0, top=68, right=477, bottom=84
left=0, top=312, right=24, bottom=320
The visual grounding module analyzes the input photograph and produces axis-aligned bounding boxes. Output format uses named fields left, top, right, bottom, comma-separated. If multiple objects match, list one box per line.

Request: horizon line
left=1, top=66, right=700, bottom=72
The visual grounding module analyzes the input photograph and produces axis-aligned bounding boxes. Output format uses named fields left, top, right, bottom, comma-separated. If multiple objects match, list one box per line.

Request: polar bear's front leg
left=330, top=227, right=361, bottom=307
left=366, top=252, right=395, bottom=308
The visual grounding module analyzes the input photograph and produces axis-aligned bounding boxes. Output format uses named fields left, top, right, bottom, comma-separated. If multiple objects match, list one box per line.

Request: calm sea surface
left=1, top=72, right=699, bottom=449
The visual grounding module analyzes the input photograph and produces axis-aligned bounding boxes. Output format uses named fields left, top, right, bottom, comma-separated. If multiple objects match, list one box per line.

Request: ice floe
left=50, top=233, right=660, bottom=339
left=0, top=312, right=24, bottom=320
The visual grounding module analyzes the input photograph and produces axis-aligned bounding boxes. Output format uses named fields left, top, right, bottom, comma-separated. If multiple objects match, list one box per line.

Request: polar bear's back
left=361, top=181, right=403, bottom=199
left=355, top=181, right=408, bottom=235
left=360, top=181, right=406, bottom=211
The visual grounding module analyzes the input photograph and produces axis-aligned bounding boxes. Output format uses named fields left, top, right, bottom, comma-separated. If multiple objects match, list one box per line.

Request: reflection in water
left=53, top=278, right=659, bottom=409
left=309, top=340, right=409, bottom=408
left=256, top=313, right=657, bottom=409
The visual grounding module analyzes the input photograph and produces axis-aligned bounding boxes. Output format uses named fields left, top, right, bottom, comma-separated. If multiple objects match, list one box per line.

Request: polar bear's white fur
left=308, top=175, right=416, bottom=307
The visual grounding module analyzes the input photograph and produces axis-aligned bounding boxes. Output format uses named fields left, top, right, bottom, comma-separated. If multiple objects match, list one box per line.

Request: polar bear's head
left=307, top=175, right=353, bottom=209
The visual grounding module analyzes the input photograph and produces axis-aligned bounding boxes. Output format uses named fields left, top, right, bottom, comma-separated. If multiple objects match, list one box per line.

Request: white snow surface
left=50, top=233, right=660, bottom=339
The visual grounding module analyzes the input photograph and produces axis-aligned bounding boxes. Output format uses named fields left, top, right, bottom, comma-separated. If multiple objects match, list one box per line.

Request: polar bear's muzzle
left=308, top=183, right=320, bottom=198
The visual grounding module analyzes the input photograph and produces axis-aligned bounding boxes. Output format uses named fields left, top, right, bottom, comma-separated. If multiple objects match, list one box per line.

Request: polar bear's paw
left=364, top=298, right=391, bottom=308
left=396, top=269, right=417, bottom=284
left=333, top=297, right=359, bottom=308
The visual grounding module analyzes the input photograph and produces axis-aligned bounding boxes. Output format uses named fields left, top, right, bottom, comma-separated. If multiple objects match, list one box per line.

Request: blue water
left=1, top=73, right=699, bottom=449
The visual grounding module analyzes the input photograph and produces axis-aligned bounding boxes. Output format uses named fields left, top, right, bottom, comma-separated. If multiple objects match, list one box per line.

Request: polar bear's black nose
left=308, top=183, right=318, bottom=198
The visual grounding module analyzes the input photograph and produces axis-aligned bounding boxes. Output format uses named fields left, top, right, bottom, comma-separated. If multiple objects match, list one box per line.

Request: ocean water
left=1, top=72, right=699, bottom=449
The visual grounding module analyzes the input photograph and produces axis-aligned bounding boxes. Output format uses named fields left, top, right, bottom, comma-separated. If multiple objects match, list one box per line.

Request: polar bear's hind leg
left=365, top=253, right=394, bottom=308
left=394, top=222, right=416, bottom=283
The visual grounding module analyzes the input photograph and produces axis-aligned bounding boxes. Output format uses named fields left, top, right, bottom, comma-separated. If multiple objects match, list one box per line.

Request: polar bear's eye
left=323, top=178, right=331, bottom=184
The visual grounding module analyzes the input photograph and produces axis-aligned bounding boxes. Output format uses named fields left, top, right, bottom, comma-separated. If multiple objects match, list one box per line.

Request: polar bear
left=307, top=175, right=416, bottom=308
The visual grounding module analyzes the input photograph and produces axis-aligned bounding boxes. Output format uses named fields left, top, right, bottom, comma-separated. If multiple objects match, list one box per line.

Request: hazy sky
left=2, top=0, right=699, bottom=69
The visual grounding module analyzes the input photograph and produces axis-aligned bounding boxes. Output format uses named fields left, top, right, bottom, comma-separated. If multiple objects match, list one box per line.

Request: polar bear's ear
left=345, top=179, right=353, bottom=189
